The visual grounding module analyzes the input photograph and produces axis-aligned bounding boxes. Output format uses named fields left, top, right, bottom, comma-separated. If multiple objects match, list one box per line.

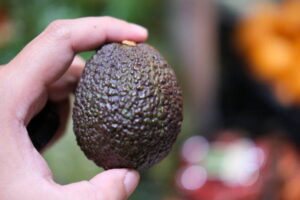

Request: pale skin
left=0, top=17, right=148, bottom=200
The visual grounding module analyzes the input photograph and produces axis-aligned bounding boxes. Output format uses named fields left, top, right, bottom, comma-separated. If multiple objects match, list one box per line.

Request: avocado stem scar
left=122, top=40, right=137, bottom=46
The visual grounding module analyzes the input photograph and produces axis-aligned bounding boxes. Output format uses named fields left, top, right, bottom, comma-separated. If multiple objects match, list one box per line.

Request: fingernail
left=130, top=23, right=148, bottom=36
left=124, top=170, right=140, bottom=195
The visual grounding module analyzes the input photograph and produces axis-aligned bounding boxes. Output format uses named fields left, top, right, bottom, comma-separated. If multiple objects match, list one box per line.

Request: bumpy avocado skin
left=73, top=43, right=183, bottom=170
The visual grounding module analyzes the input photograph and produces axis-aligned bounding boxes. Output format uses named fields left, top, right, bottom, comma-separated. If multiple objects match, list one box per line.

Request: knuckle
left=46, top=20, right=71, bottom=41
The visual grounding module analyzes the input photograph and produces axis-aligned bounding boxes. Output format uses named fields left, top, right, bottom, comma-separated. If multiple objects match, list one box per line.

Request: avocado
left=73, top=42, right=183, bottom=170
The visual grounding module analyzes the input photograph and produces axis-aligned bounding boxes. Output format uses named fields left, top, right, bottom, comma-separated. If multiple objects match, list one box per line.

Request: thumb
left=63, top=169, right=140, bottom=200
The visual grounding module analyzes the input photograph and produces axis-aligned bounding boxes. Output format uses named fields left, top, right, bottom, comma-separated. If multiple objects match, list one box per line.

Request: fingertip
left=124, top=170, right=140, bottom=196
left=89, top=168, right=140, bottom=199
left=129, top=23, right=148, bottom=41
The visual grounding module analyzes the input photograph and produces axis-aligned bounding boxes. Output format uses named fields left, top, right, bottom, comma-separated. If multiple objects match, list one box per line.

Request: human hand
left=0, top=17, right=148, bottom=200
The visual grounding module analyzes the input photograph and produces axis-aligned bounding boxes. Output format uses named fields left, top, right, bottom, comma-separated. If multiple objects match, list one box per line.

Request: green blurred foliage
left=0, top=0, right=192, bottom=199
left=0, top=0, right=170, bottom=63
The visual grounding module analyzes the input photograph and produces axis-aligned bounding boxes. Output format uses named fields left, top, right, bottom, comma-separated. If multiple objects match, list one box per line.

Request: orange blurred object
left=277, top=0, right=300, bottom=37
left=236, top=0, right=300, bottom=106
left=235, top=4, right=278, bottom=54
left=275, top=67, right=300, bottom=105
left=249, top=36, right=293, bottom=80
left=294, top=36, right=300, bottom=59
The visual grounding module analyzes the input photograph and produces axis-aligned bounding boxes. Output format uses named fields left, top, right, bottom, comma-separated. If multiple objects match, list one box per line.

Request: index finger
left=9, top=17, right=148, bottom=87
left=4, top=17, right=147, bottom=122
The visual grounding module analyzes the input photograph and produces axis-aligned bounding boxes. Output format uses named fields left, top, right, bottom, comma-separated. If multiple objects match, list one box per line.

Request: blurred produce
left=218, top=0, right=300, bottom=149
left=175, top=130, right=300, bottom=200
left=176, top=131, right=267, bottom=200
left=236, top=0, right=300, bottom=106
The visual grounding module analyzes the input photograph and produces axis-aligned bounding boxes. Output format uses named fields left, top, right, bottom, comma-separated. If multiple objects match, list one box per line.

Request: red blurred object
left=176, top=131, right=272, bottom=200
left=179, top=179, right=262, bottom=200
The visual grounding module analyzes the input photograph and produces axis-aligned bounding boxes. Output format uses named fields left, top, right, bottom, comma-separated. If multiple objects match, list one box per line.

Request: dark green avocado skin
left=73, top=43, right=183, bottom=170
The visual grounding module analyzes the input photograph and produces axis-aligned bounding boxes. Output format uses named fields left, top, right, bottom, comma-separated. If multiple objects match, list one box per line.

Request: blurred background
left=2, top=0, right=300, bottom=199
